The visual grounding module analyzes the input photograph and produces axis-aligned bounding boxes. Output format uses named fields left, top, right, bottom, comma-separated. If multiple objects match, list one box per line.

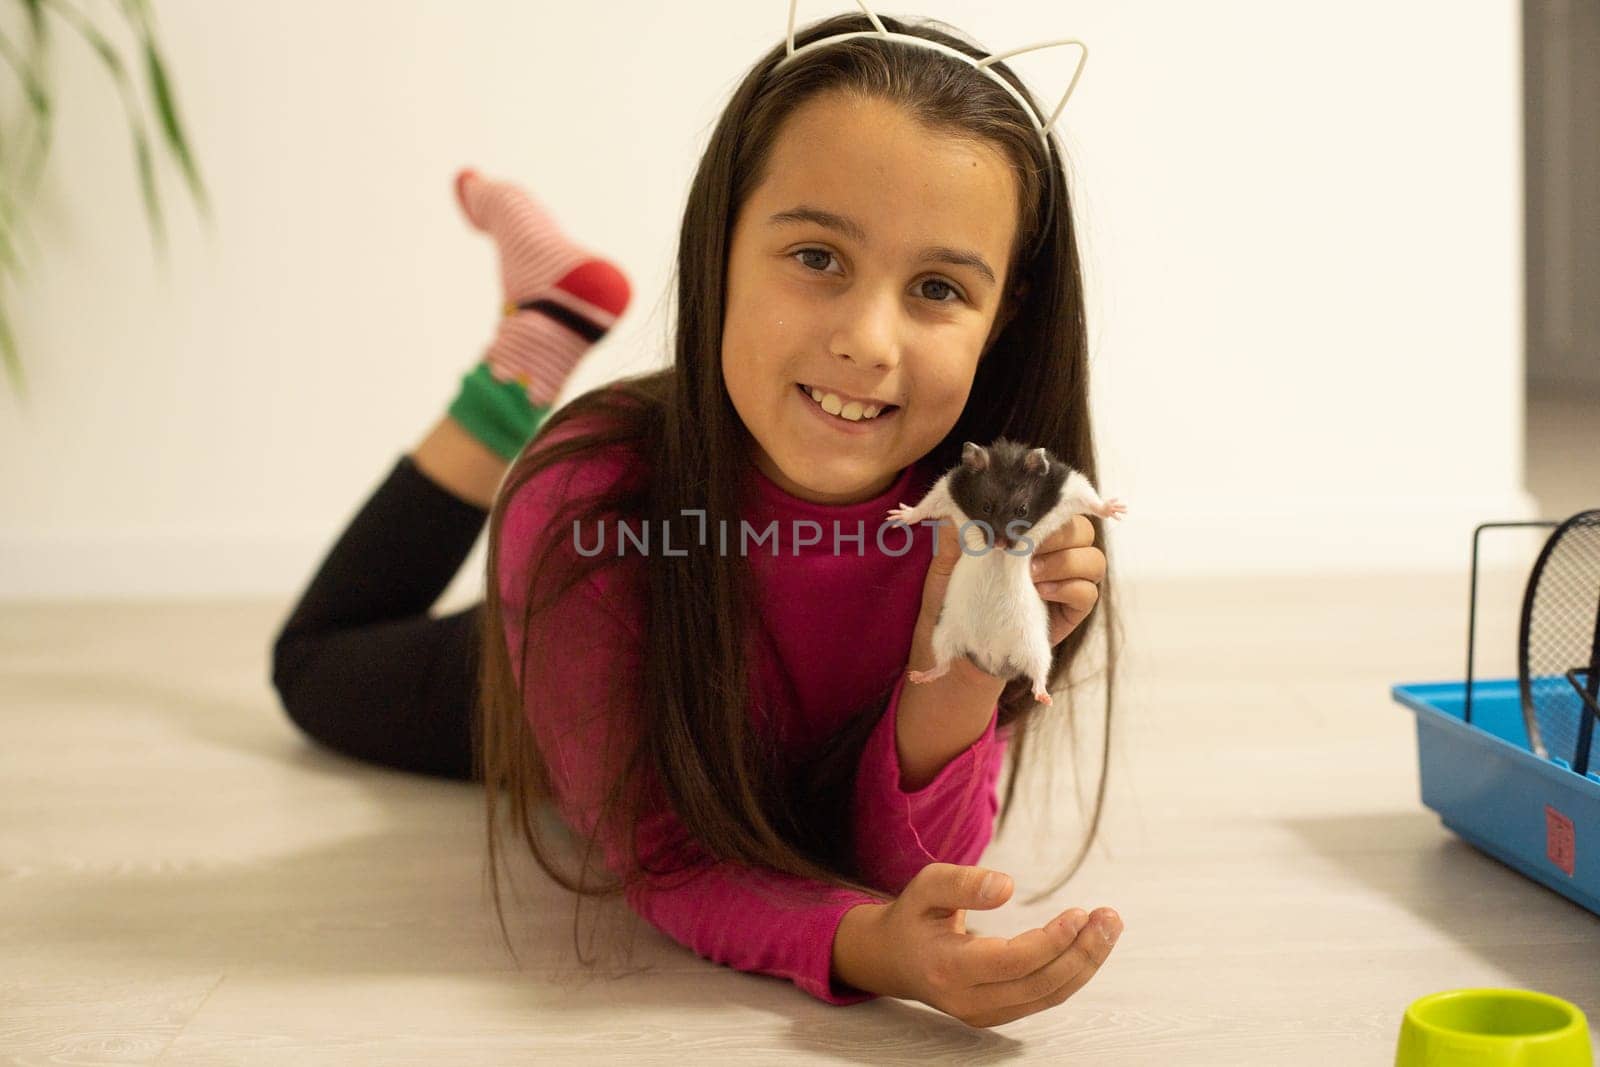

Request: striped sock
left=445, top=168, right=631, bottom=460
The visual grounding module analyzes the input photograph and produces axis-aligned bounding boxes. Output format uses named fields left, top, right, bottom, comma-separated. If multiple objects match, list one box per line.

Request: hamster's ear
left=1024, top=447, right=1048, bottom=474
left=961, top=441, right=990, bottom=470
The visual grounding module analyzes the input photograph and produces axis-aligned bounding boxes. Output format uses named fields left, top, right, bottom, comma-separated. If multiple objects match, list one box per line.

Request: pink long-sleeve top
left=496, top=414, right=1010, bottom=1005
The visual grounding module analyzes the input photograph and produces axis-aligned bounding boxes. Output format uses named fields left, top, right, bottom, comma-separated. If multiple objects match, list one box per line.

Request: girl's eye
left=795, top=248, right=837, bottom=274
left=791, top=248, right=966, bottom=304
left=917, top=278, right=962, bottom=304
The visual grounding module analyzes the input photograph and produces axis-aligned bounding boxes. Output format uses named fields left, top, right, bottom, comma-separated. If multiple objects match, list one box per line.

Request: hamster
left=885, top=438, right=1127, bottom=705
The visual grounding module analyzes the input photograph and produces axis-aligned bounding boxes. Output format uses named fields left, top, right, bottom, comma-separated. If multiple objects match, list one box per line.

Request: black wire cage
left=1465, top=510, right=1600, bottom=777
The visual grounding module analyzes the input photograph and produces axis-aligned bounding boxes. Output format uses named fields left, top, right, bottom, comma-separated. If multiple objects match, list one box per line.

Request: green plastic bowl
left=1396, top=989, right=1592, bottom=1066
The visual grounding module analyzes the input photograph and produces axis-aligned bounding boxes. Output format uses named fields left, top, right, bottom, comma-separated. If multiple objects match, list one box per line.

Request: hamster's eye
left=1015, top=503, right=1028, bottom=517
left=982, top=503, right=993, bottom=515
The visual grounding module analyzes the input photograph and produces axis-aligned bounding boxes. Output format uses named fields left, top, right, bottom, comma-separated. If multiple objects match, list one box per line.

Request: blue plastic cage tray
left=1392, top=677, right=1600, bottom=916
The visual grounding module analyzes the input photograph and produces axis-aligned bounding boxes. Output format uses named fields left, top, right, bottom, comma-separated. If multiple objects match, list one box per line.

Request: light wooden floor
left=1, top=391, right=1596, bottom=1065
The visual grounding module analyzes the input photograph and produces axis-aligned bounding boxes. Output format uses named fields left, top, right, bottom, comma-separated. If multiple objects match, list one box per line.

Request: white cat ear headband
left=772, top=0, right=1089, bottom=156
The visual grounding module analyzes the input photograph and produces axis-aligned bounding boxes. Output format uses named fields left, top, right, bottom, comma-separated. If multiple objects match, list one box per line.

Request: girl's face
left=721, top=92, right=1021, bottom=506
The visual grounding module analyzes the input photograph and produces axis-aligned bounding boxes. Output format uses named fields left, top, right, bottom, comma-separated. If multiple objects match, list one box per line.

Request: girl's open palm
left=879, top=863, right=1122, bottom=1028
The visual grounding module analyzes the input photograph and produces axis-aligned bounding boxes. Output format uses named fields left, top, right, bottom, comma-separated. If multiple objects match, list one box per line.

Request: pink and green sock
left=445, top=168, right=632, bottom=461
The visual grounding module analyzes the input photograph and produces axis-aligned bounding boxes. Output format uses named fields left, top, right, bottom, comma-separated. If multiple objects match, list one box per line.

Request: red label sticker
left=1546, top=805, right=1576, bottom=877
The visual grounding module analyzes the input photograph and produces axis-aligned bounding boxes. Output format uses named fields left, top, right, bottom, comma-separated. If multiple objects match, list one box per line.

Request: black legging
left=270, top=453, right=487, bottom=782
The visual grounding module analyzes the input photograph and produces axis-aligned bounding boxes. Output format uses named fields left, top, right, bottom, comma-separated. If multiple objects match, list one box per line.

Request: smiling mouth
left=796, top=383, right=901, bottom=423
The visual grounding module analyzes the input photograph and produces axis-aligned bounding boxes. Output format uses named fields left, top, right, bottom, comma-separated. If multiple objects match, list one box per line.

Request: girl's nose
left=830, top=289, right=901, bottom=371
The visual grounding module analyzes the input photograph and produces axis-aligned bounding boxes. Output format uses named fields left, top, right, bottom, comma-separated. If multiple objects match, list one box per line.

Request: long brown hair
left=475, top=11, right=1121, bottom=967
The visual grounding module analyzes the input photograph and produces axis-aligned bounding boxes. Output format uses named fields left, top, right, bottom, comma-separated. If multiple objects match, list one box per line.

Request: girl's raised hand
left=1028, top=514, right=1106, bottom=647
left=873, top=863, right=1122, bottom=1028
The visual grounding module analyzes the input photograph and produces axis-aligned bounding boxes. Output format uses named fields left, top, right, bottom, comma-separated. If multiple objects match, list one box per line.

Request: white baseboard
left=0, top=526, right=490, bottom=605
left=1107, top=486, right=1550, bottom=580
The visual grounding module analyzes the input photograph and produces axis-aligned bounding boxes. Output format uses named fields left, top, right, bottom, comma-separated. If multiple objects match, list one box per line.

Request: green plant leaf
left=0, top=25, right=48, bottom=280
left=142, top=40, right=209, bottom=218
left=21, top=0, right=47, bottom=41
left=0, top=300, right=27, bottom=405
left=0, top=29, right=49, bottom=113
left=42, top=0, right=169, bottom=256
left=0, top=24, right=54, bottom=194
left=14, top=4, right=55, bottom=197
left=0, top=200, right=23, bottom=277
left=2, top=0, right=211, bottom=402
left=131, top=124, right=167, bottom=258
left=122, top=0, right=210, bottom=224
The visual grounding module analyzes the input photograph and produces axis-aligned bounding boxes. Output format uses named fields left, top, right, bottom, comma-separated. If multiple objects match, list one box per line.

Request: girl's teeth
left=805, top=385, right=888, bottom=422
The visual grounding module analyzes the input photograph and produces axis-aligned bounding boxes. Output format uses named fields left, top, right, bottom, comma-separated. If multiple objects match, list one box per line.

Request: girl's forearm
left=894, top=657, right=1006, bottom=791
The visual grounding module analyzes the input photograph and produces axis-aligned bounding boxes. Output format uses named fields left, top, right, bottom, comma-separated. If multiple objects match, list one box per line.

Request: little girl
left=273, top=9, right=1122, bottom=1030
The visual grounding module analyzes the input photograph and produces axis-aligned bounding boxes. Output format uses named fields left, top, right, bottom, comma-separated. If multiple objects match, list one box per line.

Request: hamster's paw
left=1033, top=687, right=1054, bottom=705
left=908, top=662, right=950, bottom=685
left=886, top=503, right=918, bottom=526
left=1098, top=498, right=1128, bottom=522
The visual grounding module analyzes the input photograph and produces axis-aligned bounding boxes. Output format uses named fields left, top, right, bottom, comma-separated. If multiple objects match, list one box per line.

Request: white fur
left=887, top=461, right=1123, bottom=704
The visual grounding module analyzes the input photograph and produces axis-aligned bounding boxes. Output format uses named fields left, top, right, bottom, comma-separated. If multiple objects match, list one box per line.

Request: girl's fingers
left=966, top=912, right=1122, bottom=1025
left=1039, top=515, right=1094, bottom=551
left=957, top=909, right=1089, bottom=985
left=1031, top=545, right=1106, bottom=587
left=1025, top=515, right=1092, bottom=557
left=1044, top=582, right=1101, bottom=645
left=1037, top=576, right=1102, bottom=607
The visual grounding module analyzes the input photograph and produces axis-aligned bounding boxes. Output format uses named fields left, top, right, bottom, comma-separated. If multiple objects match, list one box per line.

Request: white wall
left=0, top=1, right=1533, bottom=600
